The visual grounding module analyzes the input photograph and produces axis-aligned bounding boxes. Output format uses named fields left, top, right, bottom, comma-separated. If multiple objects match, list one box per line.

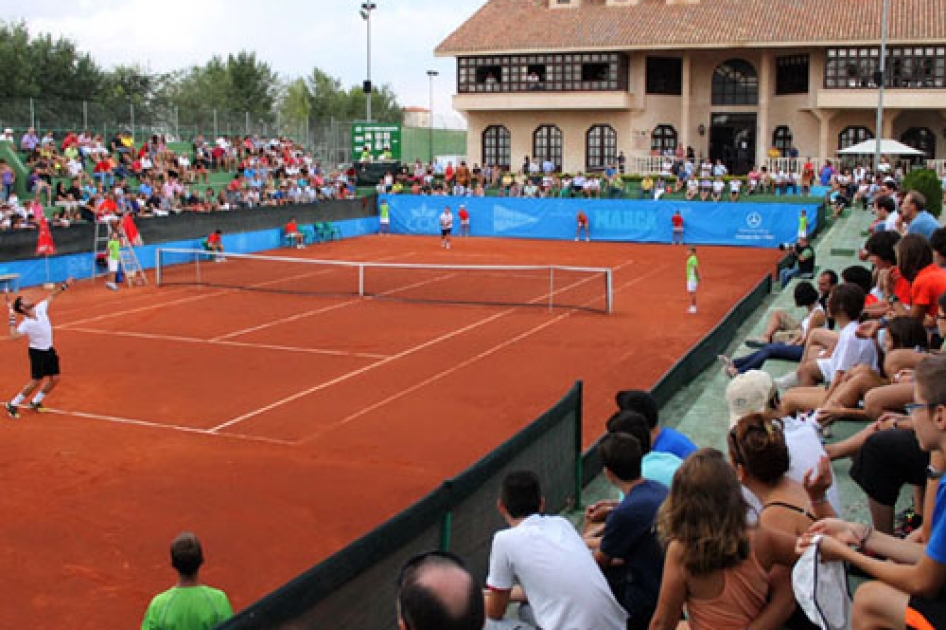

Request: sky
left=5, top=0, right=487, bottom=128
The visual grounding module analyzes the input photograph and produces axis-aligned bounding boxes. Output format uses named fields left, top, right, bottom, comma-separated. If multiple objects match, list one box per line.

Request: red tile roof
left=436, top=0, right=946, bottom=55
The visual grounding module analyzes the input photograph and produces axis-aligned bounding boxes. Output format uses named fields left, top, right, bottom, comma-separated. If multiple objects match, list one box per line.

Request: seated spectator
left=699, top=176, right=712, bottom=201
left=608, top=410, right=682, bottom=489
left=798, top=355, right=946, bottom=630
left=901, top=189, right=940, bottom=239
left=685, top=176, right=699, bottom=200
left=397, top=550, right=484, bottom=630
left=614, top=389, right=697, bottom=459
left=711, top=177, right=724, bottom=202
left=779, top=284, right=878, bottom=413
left=140, top=532, right=232, bottom=630
left=778, top=235, right=816, bottom=289
left=649, top=449, right=798, bottom=630
left=729, top=177, right=742, bottom=201
left=484, top=470, right=628, bottom=630
left=726, top=370, right=841, bottom=515
left=591, top=432, right=667, bottom=630
left=720, top=281, right=825, bottom=375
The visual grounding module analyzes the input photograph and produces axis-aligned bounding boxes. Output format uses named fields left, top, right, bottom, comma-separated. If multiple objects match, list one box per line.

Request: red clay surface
left=0, top=235, right=781, bottom=630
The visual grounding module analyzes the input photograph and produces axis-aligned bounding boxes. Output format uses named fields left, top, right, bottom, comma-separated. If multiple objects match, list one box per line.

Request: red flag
left=35, top=213, right=55, bottom=256
left=121, top=213, right=143, bottom=246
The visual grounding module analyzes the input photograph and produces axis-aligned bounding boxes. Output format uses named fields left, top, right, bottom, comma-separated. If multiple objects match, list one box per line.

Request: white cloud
left=8, top=0, right=484, bottom=127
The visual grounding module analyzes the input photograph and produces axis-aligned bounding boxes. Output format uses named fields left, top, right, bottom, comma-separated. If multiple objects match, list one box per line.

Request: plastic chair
left=316, top=222, right=341, bottom=242
left=301, top=225, right=318, bottom=244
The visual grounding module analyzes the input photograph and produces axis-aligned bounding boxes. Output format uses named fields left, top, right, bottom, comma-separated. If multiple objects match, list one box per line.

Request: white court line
left=208, top=307, right=518, bottom=433
left=42, top=407, right=296, bottom=446
left=298, top=258, right=655, bottom=444
left=64, top=327, right=390, bottom=360
left=211, top=261, right=633, bottom=435
left=212, top=270, right=460, bottom=341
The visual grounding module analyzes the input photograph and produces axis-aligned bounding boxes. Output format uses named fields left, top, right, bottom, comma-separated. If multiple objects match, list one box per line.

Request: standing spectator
left=378, top=198, right=391, bottom=236
left=576, top=210, right=590, bottom=242
left=671, top=210, right=684, bottom=245
left=141, top=532, right=233, bottom=630
left=484, top=471, right=628, bottom=630
left=458, top=204, right=470, bottom=236
left=396, top=551, right=484, bottom=630
left=1, top=160, right=14, bottom=201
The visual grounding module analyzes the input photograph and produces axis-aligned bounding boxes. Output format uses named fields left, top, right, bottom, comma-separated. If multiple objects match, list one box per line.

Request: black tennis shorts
left=441, top=228, right=452, bottom=237
left=28, top=347, right=60, bottom=380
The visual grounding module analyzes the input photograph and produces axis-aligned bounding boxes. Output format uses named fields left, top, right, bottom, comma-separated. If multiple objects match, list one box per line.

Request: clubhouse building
left=435, top=0, right=946, bottom=174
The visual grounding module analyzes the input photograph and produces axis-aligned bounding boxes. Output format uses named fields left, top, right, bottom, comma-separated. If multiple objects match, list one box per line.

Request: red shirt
left=458, top=208, right=469, bottom=221
left=672, top=214, right=684, bottom=228
left=911, top=264, right=946, bottom=318
left=577, top=211, right=588, bottom=225
left=207, top=232, right=221, bottom=246
left=285, top=220, right=298, bottom=234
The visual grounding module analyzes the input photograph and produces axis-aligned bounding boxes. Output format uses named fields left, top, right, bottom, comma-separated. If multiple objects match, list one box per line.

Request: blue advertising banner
left=385, top=196, right=818, bottom=248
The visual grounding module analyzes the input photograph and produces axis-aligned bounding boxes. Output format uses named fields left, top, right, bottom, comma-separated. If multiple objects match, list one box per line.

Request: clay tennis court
left=0, top=235, right=780, bottom=630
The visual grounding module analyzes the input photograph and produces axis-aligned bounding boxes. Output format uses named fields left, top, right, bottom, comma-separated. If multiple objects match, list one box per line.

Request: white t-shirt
left=18, top=300, right=53, bottom=350
left=818, top=321, right=878, bottom=382
left=439, top=211, right=453, bottom=230
left=487, top=514, right=628, bottom=630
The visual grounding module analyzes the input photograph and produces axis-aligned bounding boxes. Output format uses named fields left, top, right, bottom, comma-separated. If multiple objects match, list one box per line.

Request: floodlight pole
left=427, top=70, right=439, bottom=163
left=874, top=0, right=889, bottom=173
left=361, top=2, right=377, bottom=123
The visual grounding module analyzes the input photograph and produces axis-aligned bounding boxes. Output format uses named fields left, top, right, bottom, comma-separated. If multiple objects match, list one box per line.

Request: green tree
left=902, top=168, right=943, bottom=217
left=0, top=21, right=104, bottom=100
left=278, top=66, right=402, bottom=128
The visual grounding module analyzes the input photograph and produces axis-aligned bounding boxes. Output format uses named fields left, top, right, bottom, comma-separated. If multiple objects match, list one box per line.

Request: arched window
left=533, top=125, right=563, bottom=172
left=837, top=125, right=874, bottom=151
left=651, top=125, right=677, bottom=153
left=901, top=127, right=936, bottom=161
left=712, top=59, right=759, bottom=105
left=482, top=125, right=511, bottom=170
left=772, top=126, right=793, bottom=155
left=585, top=124, right=617, bottom=171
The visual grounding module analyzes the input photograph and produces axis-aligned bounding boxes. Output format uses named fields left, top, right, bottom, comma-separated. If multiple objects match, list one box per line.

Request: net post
left=606, top=269, right=613, bottom=314
left=548, top=267, right=554, bottom=312
left=155, top=249, right=162, bottom=286
left=359, top=264, right=365, bottom=297
left=195, top=249, right=202, bottom=285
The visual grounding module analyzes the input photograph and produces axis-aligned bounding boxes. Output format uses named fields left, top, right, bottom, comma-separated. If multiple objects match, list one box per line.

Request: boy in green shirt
left=141, top=533, right=233, bottom=630
left=686, top=247, right=700, bottom=314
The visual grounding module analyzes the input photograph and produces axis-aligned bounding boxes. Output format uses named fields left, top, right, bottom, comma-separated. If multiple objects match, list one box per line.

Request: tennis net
left=155, top=248, right=613, bottom=313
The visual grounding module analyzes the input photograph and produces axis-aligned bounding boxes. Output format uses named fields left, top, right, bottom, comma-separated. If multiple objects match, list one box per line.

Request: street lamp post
left=427, top=70, right=439, bottom=164
left=874, top=0, right=890, bottom=173
left=360, top=2, right=377, bottom=122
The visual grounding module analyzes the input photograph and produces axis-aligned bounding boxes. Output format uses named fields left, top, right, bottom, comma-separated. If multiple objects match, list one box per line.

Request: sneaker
left=574, top=237, right=579, bottom=241
left=717, top=355, right=737, bottom=378
left=585, top=237, right=590, bottom=242
left=774, top=372, right=799, bottom=390
left=688, top=305, right=697, bottom=314
left=105, top=282, right=119, bottom=291
left=28, top=402, right=47, bottom=413
left=895, top=507, right=923, bottom=538
left=5, top=402, right=19, bottom=419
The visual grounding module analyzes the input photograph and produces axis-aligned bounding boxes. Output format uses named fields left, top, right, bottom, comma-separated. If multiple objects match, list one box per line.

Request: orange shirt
left=911, top=264, right=946, bottom=317
left=286, top=220, right=298, bottom=234
left=577, top=211, right=588, bottom=225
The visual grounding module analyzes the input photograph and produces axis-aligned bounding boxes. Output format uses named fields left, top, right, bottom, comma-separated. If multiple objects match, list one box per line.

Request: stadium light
left=427, top=70, right=439, bottom=163
left=360, top=2, right=378, bottom=122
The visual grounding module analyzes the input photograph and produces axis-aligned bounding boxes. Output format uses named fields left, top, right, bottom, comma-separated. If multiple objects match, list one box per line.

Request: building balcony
left=815, top=88, right=946, bottom=110
left=453, top=90, right=635, bottom=112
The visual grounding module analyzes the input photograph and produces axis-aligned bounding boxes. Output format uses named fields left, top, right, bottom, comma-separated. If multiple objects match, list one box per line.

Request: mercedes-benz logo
left=746, top=212, right=763, bottom=228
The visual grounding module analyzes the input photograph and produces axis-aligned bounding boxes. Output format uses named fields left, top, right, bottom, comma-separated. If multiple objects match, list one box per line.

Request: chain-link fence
left=0, top=96, right=467, bottom=169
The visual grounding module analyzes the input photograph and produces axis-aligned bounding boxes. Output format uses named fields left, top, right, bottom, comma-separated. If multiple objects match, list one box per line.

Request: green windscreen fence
left=217, top=382, right=583, bottom=630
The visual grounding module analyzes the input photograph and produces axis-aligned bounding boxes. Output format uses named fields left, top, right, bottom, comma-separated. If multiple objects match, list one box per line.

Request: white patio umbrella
left=837, top=138, right=924, bottom=156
